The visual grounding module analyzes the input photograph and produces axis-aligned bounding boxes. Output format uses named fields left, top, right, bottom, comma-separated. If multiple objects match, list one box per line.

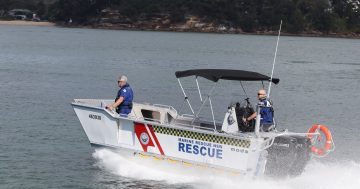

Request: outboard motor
left=265, top=135, right=312, bottom=177
left=235, top=98, right=255, bottom=132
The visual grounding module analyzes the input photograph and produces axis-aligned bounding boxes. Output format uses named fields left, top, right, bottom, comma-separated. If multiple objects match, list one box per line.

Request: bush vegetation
left=1, top=0, right=359, bottom=34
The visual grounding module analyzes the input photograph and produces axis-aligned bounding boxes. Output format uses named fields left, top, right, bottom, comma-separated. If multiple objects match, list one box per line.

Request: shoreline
left=0, top=20, right=55, bottom=26
left=1, top=20, right=359, bottom=39
left=58, top=23, right=360, bottom=39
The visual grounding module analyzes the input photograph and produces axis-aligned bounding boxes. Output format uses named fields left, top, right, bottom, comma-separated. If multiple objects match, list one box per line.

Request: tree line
left=1, top=0, right=359, bottom=34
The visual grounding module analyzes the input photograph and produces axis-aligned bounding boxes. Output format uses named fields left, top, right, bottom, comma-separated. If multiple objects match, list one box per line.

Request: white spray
left=93, top=149, right=360, bottom=189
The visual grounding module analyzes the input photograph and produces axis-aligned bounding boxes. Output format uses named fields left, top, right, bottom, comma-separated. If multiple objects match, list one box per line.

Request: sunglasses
left=258, top=93, right=265, bottom=95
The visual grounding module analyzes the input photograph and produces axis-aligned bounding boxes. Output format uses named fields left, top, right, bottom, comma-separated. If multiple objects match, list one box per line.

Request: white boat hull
left=72, top=100, right=269, bottom=176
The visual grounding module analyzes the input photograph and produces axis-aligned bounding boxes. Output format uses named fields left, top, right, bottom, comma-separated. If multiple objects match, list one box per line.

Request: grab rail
left=152, top=104, right=178, bottom=114
left=181, top=114, right=195, bottom=118
left=172, top=121, right=217, bottom=132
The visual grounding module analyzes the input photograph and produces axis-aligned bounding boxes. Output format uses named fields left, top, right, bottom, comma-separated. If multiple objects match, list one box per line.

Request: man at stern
left=243, top=89, right=274, bottom=132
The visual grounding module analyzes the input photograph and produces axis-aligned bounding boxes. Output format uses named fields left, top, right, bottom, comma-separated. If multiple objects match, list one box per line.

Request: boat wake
left=93, top=149, right=360, bottom=189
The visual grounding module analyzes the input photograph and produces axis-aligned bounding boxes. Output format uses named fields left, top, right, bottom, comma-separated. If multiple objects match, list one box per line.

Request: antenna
left=267, top=20, right=282, bottom=98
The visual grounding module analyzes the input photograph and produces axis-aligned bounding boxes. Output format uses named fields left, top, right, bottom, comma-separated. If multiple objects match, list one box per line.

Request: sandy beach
left=0, top=20, right=55, bottom=26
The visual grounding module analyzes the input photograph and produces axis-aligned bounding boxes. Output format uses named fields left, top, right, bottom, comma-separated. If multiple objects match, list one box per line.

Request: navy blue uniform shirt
left=116, top=83, right=134, bottom=115
left=260, top=99, right=273, bottom=125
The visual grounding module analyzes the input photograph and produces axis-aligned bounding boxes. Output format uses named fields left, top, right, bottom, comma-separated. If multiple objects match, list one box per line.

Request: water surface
left=0, top=25, right=359, bottom=188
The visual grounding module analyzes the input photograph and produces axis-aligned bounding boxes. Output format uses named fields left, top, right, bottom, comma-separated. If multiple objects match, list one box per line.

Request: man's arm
left=244, top=112, right=257, bottom=122
left=106, top=97, right=124, bottom=110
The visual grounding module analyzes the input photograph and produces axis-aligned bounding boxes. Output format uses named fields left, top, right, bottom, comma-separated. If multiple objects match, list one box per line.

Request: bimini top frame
left=175, top=69, right=280, bottom=132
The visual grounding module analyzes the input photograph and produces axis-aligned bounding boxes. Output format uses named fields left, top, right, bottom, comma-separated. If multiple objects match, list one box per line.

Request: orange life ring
left=307, top=124, right=332, bottom=156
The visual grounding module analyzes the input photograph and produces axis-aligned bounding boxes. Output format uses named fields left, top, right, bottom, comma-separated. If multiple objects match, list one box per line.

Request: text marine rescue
left=178, top=138, right=223, bottom=159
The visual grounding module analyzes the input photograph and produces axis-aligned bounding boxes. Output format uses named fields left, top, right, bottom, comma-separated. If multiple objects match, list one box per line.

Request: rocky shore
left=65, top=22, right=360, bottom=39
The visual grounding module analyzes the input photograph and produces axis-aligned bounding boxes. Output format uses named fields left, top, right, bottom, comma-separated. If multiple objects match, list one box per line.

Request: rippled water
left=0, top=25, right=359, bottom=188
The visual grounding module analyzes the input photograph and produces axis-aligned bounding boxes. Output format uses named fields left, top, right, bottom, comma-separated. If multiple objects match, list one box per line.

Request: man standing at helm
left=106, top=75, right=134, bottom=115
left=243, top=89, right=274, bottom=132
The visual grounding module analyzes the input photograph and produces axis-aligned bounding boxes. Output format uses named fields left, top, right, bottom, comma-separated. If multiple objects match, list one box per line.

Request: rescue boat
left=72, top=69, right=334, bottom=177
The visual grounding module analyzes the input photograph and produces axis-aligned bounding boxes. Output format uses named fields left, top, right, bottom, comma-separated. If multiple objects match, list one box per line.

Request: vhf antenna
left=267, top=20, right=282, bottom=98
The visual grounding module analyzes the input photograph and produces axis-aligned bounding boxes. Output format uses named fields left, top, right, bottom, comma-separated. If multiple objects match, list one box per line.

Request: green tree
left=38, top=0, right=359, bottom=34
left=36, top=0, right=46, bottom=19
left=0, top=0, right=13, bottom=12
left=54, top=0, right=93, bottom=23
